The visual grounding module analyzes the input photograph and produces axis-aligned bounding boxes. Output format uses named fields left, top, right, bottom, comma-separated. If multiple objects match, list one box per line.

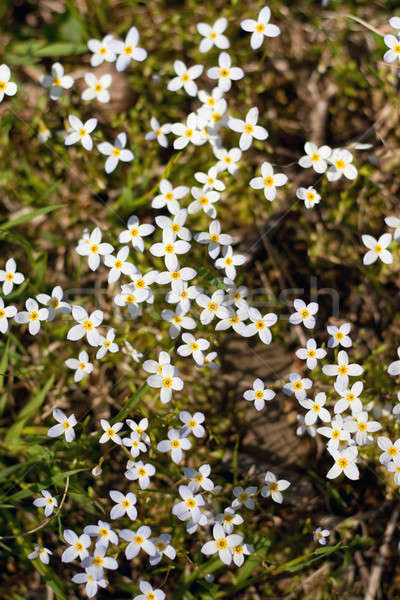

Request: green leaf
left=4, top=376, right=54, bottom=445
left=113, top=383, right=149, bottom=422
left=0, top=205, right=64, bottom=230
left=33, top=561, right=67, bottom=599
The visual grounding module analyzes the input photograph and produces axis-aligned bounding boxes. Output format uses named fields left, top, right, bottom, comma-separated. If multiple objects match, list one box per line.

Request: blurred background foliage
left=1, top=0, right=400, bottom=598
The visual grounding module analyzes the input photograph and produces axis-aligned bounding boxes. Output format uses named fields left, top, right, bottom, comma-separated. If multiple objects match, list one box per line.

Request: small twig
left=324, top=13, right=385, bottom=38
left=0, top=476, right=69, bottom=540
left=364, top=507, right=399, bottom=600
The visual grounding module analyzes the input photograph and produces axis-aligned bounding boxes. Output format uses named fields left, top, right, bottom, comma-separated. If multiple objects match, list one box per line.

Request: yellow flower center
left=335, top=331, right=344, bottom=340
left=83, top=320, right=93, bottom=331
left=338, top=457, right=348, bottom=468
left=114, top=260, right=123, bottom=269
left=181, top=73, right=190, bottom=82
left=307, top=349, right=316, bottom=358
left=136, top=279, right=145, bottom=287
left=50, top=298, right=59, bottom=308
left=147, top=594, right=155, bottom=600
left=208, top=302, right=218, bottom=311
left=113, top=148, right=121, bottom=157
left=395, top=45, right=400, bottom=54
left=210, top=32, right=217, bottom=39
left=107, top=428, right=115, bottom=436
left=124, top=45, right=133, bottom=55
left=185, top=129, right=193, bottom=138
left=0, top=81, right=6, bottom=91
left=255, top=390, right=264, bottom=399
left=264, top=176, right=274, bottom=186
left=100, top=528, right=108, bottom=536
left=63, top=422, right=71, bottom=429
left=134, top=535, right=143, bottom=544
left=293, top=381, right=303, bottom=390
left=300, top=309, right=310, bottom=318
left=212, top=113, right=221, bottom=122
left=190, top=342, right=199, bottom=351
left=332, top=429, right=340, bottom=439
left=173, top=315, right=182, bottom=324
left=126, top=294, right=135, bottom=303
left=171, top=271, right=180, bottom=280
left=358, top=422, right=367, bottom=431
left=199, top=196, right=209, bottom=205
left=0, top=310, right=6, bottom=319
left=138, top=467, right=146, bottom=476
left=388, top=446, right=398, bottom=456
left=162, top=377, right=172, bottom=387
left=75, top=542, right=83, bottom=551
left=233, top=545, right=243, bottom=554
left=104, top=341, right=111, bottom=347
left=230, top=315, right=239, bottom=323
left=165, top=192, right=174, bottom=201
left=79, top=128, right=87, bottom=137
left=188, top=419, right=197, bottom=428
left=256, top=23, right=265, bottom=32
left=94, top=83, right=103, bottom=92
left=186, top=498, right=196, bottom=508
left=311, top=153, right=320, bottom=162
left=29, top=311, right=39, bottom=321
left=225, top=257, right=233, bottom=265
left=244, top=124, right=254, bottom=134
left=171, top=223, right=180, bottom=232
left=335, top=159, right=345, bottom=170
left=165, top=244, right=175, bottom=253
left=313, top=404, right=320, bottom=412
left=171, top=439, right=180, bottom=448
left=224, top=514, right=233, bottom=522
left=156, top=541, right=166, bottom=551
left=90, top=244, right=98, bottom=253
left=195, top=474, right=203, bottom=482
left=306, top=192, right=315, bottom=201
left=346, top=393, right=354, bottom=402
left=220, top=68, right=230, bottom=77
left=122, top=500, right=130, bottom=508
left=79, top=362, right=86, bottom=370
left=270, top=482, right=278, bottom=492
left=100, top=47, right=107, bottom=55
left=6, top=272, right=13, bottom=281
left=93, top=557, right=103, bottom=567
left=52, top=77, right=61, bottom=86
left=374, top=245, right=382, bottom=254
left=216, top=538, right=227, bottom=549
left=181, top=290, right=188, bottom=298
left=338, top=365, right=348, bottom=375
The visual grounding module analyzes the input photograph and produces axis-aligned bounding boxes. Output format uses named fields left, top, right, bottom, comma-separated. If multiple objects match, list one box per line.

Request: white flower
left=295, top=338, right=326, bottom=370
left=344, top=411, right=381, bottom=446
left=65, top=115, right=97, bottom=150
left=184, top=464, right=214, bottom=492
left=161, top=306, right=196, bottom=339
left=118, top=214, right=154, bottom=252
left=62, top=529, right=91, bottom=562
left=84, top=520, right=119, bottom=547
left=327, top=148, right=357, bottom=181
left=48, top=409, right=77, bottom=442
left=232, top=543, right=254, bottom=567
left=0, top=298, right=16, bottom=333
left=296, top=186, right=321, bottom=208
left=171, top=112, right=204, bottom=149
left=109, top=490, right=137, bottom=520
left=110, top=27, right=147, bottom=72
left=327, top=323, right=352, bottom=348
left=149, top=534, right=176, bottom=566
left=28, top=545, right=52, bottom=564
left=179, top=410, right=206, bottom=438
left=103, top=246, right=137, bottom=283
left=88, top=34, right=116, bottom=66
left=197, top=17, right=229, bottom=53
left=298, top=142, right=331, bottom=173
left=145, top=117, right=171, bottom=148
left=313, top=528, right=330, bottom=545
left=39, top=62, right=73, bottom=100
left=215, top=307, right=248, bottom=335
left=157, top=257, right=196, bottom=293
left=188, top=186, right=220, bottom=218
left=261, top=471, right=290, bottom=503
left=317, top=415, right=350, bottom=451
left=150, top=230, right=191, bottom=270
left=215, top=507, right=243, bottom=534
left=143, top=351, right=171, bottom=375
left=207, top=52, right=244, bottom=92
left=289, top=299, right=318, bottom=329
left=326, top=446, right=359, bottom=480
left=228, top=107, right=268, bottom=151
left=299, top=392, right=331, bottom=426
left=96, top=328, right=119, bottom=359
left=82, top=73, right=112, bottom=103
left=322, top=350, right=364, bottom=388
left=119, top=526, right=156, bottom=559
left=147, top=363, right=184, bottom=403
left=76, top=226, right=113, bottom=271
left=71, top=567, right=107, bottom=598
left=243, top=307, right=277, bottom=344
left=36, top=286, right=70, bottom=321
left=65, top=350, right=93, bottom=383
left=122, top=341, right=143, bottom=362
left=38, top=121, right=51, bottom=143
left=388, top=346, right=400, bottom=376
left=215, top=246, right=247, bottom=280
left=249, top=161, right=287, bottom=201
left=385, top=215, right=400, bottom=242
left=82, top=543, right=118, bottom=576
left=152, top=179, right=188, bottom=214
left=125, top=460, right=156, bottom=489
left=201, top=523, right=243, bottom=565
left=377, top=436, right=400, bottom=464
left=172, top=485, right=205, bottom=523
left=384, top=34, right=400, bottom=63
left=127, top=418, right=150, bottom=444
left=168, top=61, right=203, bottom=97
left=99, top=419, right=123, bottom=445
left=166, top=282, right=201, bottom=313
left=194, top=166, right=226, bottom=192
left=0, top=258, right=24, bottom=294
left=214, top=147, right=242, bottom=175
left=283, top=372, right=313, bottom=401
left=157, top=428, right=191, bottom=463
left=333, top=380, right=363, bottom=414
left=155, top=209, right=191, bottom=241
left=241, top=6, right=280, bottom=50
left=123, top=431, right=147, bottom=458
left=196, top=289, right=231, bottom=325
left=296, top=414, right=317, bottom=438
left=232, top=486, right=258, bottom=509
left=177, top=333, right=210, bottom=365
left=33, top=489, right=58, bottom=517
left=387, top=456, right=400, bottom=485
left=362, top=234, right=393, bottom=265
left=133, top=581, right=165, bottom=600
left=15, top=298, right=48, bottom=335
left=243, top=378, right=275, bottom=411
left=0, top=64, right=17, bottom=103
left=67, top=306, right=103, bottom=346
left=194, top=220, right=233, bottom=259
left=98, top=132, right=134, bottom=173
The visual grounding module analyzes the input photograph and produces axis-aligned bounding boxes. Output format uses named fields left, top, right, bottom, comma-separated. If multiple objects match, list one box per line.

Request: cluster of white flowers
left=5, top=5, right=400, bottom=598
